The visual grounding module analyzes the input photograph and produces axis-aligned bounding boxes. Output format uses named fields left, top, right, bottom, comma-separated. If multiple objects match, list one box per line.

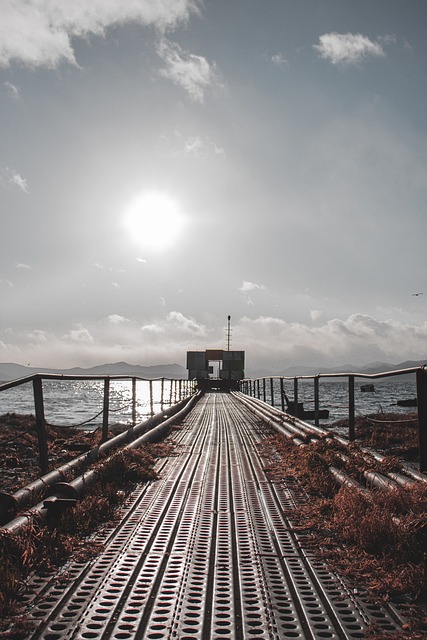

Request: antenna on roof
left=227, top=315, right=231, bottom=351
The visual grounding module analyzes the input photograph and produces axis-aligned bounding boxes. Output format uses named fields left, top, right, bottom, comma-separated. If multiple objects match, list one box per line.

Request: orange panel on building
left=205, top=349, right=224, bottom=361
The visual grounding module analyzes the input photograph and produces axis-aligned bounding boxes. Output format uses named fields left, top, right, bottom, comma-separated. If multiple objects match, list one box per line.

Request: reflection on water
left=0, top=379, right=179, bottom=430
left=0, top=376, right=419, bottom=432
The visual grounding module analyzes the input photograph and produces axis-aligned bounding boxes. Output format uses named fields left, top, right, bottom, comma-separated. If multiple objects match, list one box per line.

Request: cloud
left=239, top=281, right=267, bottom=305
left=314, top=33, right=386, bottom=65
left=0, top=278, right=14, bottom=288
left=4, top=81, right=20, bottom=98
left=63, top=325, right=95, bottom=344
left=1, top=168, right=29, bottom=192
left=157, top=38, right=219, bottom=102
left=310, top=309, right=323, bottom=322
left=16, top=262, right=31, bottom=270
left=141, top=323, right=165, bottom=334
left=271, top=52, right=288, bottom=67
left=2, top=312, right=427, bottom=372
left=108, top=314, right=128, bottom=325
left=167, top=310, right=207, bottom=335
left=236, top=314, right=427, bottom=372
left=27, top=329, right=48, bottom=343
left=182, top=134, right=225, bottom=156
left=0, top=0, right=198, bottom=69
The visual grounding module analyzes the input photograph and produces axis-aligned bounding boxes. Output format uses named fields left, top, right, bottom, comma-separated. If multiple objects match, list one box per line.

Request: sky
left=1, top=0, right=427, bottom=375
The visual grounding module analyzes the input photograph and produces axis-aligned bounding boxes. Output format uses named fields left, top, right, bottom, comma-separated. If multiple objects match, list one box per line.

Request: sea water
left=0, top=379, right=178, bottom=430
left=0, top=376, right=419, bottom=432
left=248, top=376, right=418, bottom=423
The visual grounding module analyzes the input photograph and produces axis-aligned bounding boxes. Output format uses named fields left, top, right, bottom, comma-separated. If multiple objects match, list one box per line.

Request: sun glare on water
left=124, top=191, right=184, bottom=251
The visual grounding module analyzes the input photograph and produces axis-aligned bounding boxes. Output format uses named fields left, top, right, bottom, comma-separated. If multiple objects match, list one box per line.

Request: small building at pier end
left=186, top=349, right=245, bottom=392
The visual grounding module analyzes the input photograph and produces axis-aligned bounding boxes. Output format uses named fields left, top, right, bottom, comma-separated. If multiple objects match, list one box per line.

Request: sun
left=123, top=191, right=184, bottom=251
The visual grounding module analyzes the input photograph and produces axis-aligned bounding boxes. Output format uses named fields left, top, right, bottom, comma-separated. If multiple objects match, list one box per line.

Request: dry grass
left=0, top=443, right=165, bottom=625
left=258, top=414, right=427, bottom=637
left=0, top=413, right=102, bottom=492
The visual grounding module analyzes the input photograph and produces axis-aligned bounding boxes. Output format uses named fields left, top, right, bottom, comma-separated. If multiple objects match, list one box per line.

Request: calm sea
left=0, top=376, right=419, bottom=431
left=0, top=379, right=178, bottom=430
left=247, top=377, right=418, bottom=423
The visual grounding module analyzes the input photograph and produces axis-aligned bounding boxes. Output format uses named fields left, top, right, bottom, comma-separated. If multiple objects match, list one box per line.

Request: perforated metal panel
left=23, top=394, right=402, bottom=640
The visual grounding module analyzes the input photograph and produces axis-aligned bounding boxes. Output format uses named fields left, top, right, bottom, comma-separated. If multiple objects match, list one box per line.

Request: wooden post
left=102, top=378, right=110, bottom=443
left=280, top=378, right=285, bottom=412
left=132, top=377, right=136, bottom=426
left=416, top=368, right=427, bottom=473
left=32, top=376, right=49, bottom=475
left=348, top=375, right=355, bottom=441
left=314, top=376, right=320, bottom=427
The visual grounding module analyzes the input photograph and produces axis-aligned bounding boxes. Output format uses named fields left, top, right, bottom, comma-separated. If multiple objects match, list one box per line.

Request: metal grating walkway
left=21, top=393, right=401, bottom=639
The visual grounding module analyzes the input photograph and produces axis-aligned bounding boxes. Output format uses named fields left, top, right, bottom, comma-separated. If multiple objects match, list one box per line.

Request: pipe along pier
left=2, top=391, right=419, bottom=639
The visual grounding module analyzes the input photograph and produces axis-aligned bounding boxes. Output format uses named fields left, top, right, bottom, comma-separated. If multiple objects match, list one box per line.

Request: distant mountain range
left=248, top=359, right=427, bottom=380
left=0, top=361, right=188, bottom=383
left=1, top=358, right=426, bottom=384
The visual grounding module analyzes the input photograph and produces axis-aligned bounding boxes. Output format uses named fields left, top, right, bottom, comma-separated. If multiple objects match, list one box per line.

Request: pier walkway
left=22, top=392, right=401, bottom=640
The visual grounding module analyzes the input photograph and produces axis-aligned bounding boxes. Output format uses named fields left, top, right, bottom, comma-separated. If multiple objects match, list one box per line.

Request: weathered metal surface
left=21, top=394, right=401, bottom=639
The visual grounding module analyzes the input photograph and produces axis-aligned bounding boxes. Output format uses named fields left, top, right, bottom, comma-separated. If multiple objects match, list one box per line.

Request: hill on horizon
left=0, top=361, right=188, bottom=383
left=1, top=358, right=426, bottom=384
left=246, top=358, right=427, bottom=379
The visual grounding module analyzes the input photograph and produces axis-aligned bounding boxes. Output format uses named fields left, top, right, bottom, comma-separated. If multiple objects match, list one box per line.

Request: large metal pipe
left=364, top=470, right=399, bottom=491
left=233, top=392, right=325, bottom=441
left=330, top=466, right=368, bottom=493
left=0, top=392, right=201, bottom=533
left=233, top=392, right=309, bottom=442
left=0, top=393, right=198, bottom=524
left=234, top=391, right=331, bottom=439
left=236, top=392, right=423, bottom=493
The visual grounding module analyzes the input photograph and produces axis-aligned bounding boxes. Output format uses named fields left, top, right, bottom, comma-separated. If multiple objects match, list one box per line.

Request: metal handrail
left=240, top=365, right=427, bottom=472
left=0, top=373, right=196, bottom=474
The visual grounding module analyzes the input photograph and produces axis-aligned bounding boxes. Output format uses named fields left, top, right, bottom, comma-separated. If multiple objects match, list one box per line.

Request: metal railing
left=240, top=365, right=427, bottom=472
left=0, top=373, right=196, bottom=474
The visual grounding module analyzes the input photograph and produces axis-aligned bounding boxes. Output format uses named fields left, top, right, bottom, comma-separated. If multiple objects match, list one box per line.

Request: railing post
left=32, top=375, right=49, bottom=475
left=102, top=378, right=110, bottom=443
left=280, top=378, right=285, bottom=412
left=348, top=375, right=355, bottom=441
left=314, top=376, right=320, bottom=427
left=262, top=378, right=266, bottom=402
left=270, top=378, right=275, bottom=407
left=179, top=379, right=182, bottom=400
left=132, top=377, right=136, bottom=426
left=256, top=379, right=260, bottom=399
left=169, top=379, right=173, bottom=406
left=161, top=378, right=165, bottom=411
left=294, top=378, right=299, bottom=417
left=416, top=368, right=427, bottom=472
left=149, top=379, right=154, bottom=416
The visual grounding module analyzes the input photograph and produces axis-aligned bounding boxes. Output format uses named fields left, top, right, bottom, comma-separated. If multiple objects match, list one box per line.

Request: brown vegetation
left=0, top=436, right=170, bottom=628
left=0, top=413, right=102, bottom=492
left=258, top=413, right=427, bottom=638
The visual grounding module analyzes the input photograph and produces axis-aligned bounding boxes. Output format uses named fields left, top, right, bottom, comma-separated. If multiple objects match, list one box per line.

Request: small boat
left=396, top=398, right=417, bottom=407
left=286, top=401, right=329, bottom=420
left=360, top=384, right=375, bottom=392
